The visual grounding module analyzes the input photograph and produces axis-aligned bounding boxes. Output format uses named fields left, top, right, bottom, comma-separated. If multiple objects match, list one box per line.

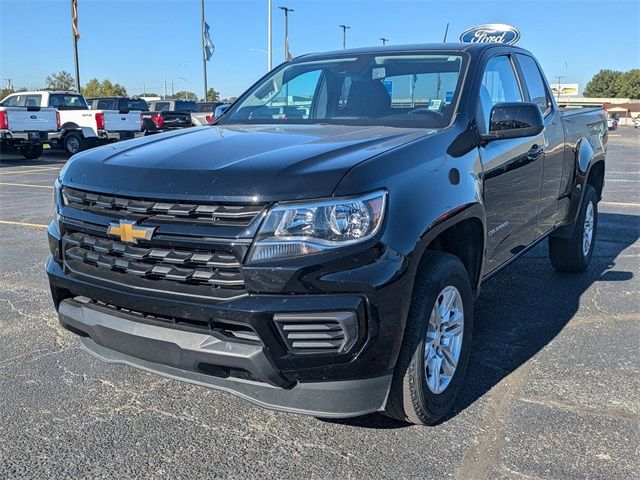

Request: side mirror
left=481, top=102, right=544, bottom=142
left=214, top=103, right=231, bottom=120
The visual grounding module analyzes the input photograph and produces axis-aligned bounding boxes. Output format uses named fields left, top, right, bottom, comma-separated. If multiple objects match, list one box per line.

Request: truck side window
left=1, top=95, right=20, bottom=107
left=477, top=55, right=523, bottom=134
left=516, top=54, right=552, bottom=116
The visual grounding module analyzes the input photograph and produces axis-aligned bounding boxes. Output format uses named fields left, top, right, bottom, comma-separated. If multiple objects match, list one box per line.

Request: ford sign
left=460, top=24, right=520, bottom=45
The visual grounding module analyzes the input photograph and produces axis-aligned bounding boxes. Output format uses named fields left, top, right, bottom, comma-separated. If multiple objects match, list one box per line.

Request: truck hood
left=60, top=124, right=429, bottom=202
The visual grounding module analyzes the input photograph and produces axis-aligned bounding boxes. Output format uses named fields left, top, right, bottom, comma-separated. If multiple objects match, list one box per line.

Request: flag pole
left=201, top=0, right=208, bottom=101
left=71, top=0, right=81, bottom=92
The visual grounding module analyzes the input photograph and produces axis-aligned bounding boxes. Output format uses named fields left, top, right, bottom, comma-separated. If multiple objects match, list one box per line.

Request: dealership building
left=555, top=96, right=640, bottom=125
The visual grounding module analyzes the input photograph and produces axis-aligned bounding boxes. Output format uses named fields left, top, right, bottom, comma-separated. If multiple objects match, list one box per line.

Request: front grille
left=62, top=186, right=264, bottom=227
left=62, top=230, right=248, bottom=301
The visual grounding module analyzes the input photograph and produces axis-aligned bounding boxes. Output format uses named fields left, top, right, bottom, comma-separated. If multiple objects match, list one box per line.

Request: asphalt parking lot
left=0, top=131, right=638, bottom=479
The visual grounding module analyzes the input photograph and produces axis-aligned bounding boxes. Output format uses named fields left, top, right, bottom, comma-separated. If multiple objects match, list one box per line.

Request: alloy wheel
left=424, top=285, right=464, bottom=394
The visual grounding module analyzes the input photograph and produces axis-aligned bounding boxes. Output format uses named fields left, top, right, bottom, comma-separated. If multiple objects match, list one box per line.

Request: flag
left=285, top=38, right=292, bottom=61
left=204, top=22, right=214, bottom=61
left=71, top=0, right=80, bottom=40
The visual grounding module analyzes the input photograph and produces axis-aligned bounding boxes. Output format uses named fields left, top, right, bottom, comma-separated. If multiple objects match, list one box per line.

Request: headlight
left=248, top=191, right=386, bottom=262
left=52, top=179, right=62, bottom=230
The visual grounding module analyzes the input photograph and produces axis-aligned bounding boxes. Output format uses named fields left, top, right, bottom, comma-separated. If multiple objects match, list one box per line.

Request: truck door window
left=477, top=55, right=523, bottom=134
left=1, top=95, right=41, bottom=107
left=516, top=54, right=552, bottom=116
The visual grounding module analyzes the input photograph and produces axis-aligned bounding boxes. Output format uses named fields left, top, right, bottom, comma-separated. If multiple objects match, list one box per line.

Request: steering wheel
left=407, top=107, right=445, bottom=118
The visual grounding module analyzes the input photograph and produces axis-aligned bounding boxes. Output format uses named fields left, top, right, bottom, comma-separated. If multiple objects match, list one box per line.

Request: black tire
left=63, top=132, right=86, bottom=156
left=385, top=251, right=474, bottom=425
left=19, top=143, right=44, bottom=160
left=549, top=184, right=597, bottom=272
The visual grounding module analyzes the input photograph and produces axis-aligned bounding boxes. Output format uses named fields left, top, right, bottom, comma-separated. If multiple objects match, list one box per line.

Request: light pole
left=380, top=37, right=389, bottom=46
left=279, top=6, right=294, bottom=61
left=339, top=24, right=350, bottom=49
left=267, top=0, right=272, bottom=71
left=164, top=63, right=185, bottom=99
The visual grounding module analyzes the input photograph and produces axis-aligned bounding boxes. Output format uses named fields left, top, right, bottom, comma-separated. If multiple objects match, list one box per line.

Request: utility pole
left=279, top=6, right=294, bottom=61
left=339, top=24, right=350, bottom=49
left=201, top=0, right=208, bottom=101
left=554, top=75, right=565, bottom=101
left=380, top=37, right=389, bottom=46
left=267, top=0, right=273, bottom=71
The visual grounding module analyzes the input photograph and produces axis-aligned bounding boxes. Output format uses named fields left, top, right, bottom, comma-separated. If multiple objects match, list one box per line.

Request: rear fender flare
left=553, top=136, right=604, bottom=238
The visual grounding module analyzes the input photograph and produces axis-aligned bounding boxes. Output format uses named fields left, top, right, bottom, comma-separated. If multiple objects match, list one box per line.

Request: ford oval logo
left=460, top=24, right=520, bottom=45
left=30, top=115, right=37, bottom=119
left=121, top=117, right=126, bottom=121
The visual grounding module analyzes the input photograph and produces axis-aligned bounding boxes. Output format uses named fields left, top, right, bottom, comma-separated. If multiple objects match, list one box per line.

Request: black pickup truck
left=88, top=97, right=192, bottom=134
left=145, top=100, right=196, bottom=132
left=48, top=43, right=606, bottom=425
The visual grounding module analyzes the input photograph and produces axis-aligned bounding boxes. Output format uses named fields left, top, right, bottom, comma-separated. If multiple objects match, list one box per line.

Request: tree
left=583, top=69, right=622, bottom=98
left=614, top=69, right=640, bottom=99
left=171, top=91, right=198, bottom=101
left=45, top=71, right=76, bottom=91
left=204, top=87, right=220, bottom=102
left=82, top=79, right=127, bottom=98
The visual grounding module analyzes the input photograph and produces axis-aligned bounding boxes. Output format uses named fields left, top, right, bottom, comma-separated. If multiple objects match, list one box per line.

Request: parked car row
left=0, top=90, right=226, bottom=159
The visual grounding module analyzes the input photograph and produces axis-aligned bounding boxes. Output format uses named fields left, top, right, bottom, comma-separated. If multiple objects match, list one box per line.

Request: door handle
left=527, top=144, right=544, bottom=160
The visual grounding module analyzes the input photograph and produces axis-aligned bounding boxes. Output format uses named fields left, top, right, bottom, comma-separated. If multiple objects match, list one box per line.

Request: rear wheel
left=549, top=184, right=597, bottom=272
left=63, top=132, right=86, bottom=156
left=19, top=144, right=44, bottom=160
left=385, top=251, right=473, bottom=425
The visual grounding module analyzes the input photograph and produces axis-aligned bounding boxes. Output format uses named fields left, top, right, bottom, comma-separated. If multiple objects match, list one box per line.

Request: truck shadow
left=324, top=211, right=639, bottom=429
left=0, top=149, right=68, bottom=166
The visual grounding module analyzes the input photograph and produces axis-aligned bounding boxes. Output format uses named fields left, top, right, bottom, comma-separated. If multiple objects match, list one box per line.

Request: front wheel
left=549, top=184, right=598, bottom=272
left=19, top=143, right=44, bottom=160
left=385, top=251, right=473, bottom=425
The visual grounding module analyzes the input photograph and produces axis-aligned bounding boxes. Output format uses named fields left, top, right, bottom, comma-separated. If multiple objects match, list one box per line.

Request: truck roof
left=297, top=42, right=532, bottom=60
left=10, top=90, right=82, bottom=96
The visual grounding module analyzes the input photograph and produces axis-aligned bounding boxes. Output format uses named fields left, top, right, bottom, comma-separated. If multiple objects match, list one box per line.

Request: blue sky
left=0, top=0, right=638, bottom=99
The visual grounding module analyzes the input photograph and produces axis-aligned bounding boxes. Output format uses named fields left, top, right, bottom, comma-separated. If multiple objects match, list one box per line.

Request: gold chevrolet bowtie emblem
left=107, top=220, right=155, bottom=244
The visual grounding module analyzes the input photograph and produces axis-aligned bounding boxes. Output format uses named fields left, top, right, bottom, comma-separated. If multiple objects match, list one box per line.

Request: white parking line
left=600, top=201, right=640, bottom=207
left=0, top=182, right=54, bottom=189
left=0, top=220, right=48, bottom=229
left=0, top=167, right=61, bottom=175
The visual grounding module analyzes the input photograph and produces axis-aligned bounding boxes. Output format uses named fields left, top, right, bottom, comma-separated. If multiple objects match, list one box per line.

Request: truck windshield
left=174, top=100, right=198, bottom=112
left=119, top=98, right=149, bottom=111
left=50, top=94, right=89, bottom=110
left=220, top=53, right=466, bottom=128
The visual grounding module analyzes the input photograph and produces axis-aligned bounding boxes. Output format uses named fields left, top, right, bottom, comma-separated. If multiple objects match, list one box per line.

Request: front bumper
left=58, top=296, right=392, bottom=417
left=46, top=202, right=415, bottom=417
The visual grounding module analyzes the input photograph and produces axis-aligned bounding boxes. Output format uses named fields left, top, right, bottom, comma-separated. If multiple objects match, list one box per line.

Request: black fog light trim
left=273, top=311, right=358, bottom=355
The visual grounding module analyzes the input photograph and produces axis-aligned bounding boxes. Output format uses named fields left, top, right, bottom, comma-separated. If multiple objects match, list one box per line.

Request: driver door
left=478, top=55, right=545, bottom=273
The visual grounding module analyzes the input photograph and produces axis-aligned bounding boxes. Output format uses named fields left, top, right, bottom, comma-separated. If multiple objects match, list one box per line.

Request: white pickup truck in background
left=0, top=91, right=144, bottom=155
left=0, top=105, right=59, bottom=159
